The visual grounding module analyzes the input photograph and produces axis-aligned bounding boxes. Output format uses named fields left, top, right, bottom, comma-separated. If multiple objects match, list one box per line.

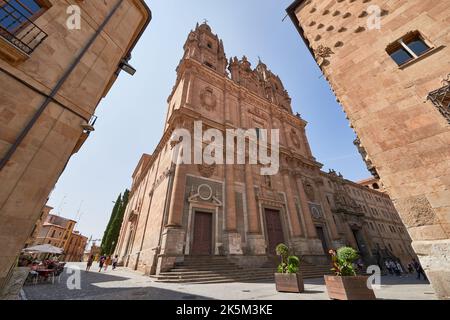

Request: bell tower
left=181, top=22, right=227, bottom=75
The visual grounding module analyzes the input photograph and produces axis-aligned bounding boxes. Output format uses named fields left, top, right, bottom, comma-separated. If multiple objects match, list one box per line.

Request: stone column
left=295, top=174, right=318, bottom=239
left=225, top=163, right=242, bottom=254
left=317, top=183, right=341, bottom=243
left=225, top=164, right=237, bottom=231
left=281, top=169, right=303, bottom=237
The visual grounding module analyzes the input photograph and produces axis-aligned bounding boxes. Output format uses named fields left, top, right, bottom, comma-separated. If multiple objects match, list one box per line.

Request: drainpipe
left=0, top=0, right=125, bottom=171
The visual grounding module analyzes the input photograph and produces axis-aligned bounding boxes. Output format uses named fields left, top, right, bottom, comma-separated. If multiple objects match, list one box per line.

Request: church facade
left=114, top=23, right=411, bottom=275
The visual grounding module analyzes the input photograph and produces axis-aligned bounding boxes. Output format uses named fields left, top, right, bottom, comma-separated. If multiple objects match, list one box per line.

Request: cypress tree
left=108, top=189, right=130, bottom=255
left=101, top=193, right=122, bottom=254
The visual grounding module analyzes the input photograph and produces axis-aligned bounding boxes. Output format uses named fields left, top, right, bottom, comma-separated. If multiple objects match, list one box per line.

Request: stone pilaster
left=156, top=227, right=186, bottom=274
left=294, top=173, right=318, bottom=239
left=244, top=164, right=260, bottom=234
left=281, top=169, right=303, bottom=237
left=166, top=148, right=187, bottom=228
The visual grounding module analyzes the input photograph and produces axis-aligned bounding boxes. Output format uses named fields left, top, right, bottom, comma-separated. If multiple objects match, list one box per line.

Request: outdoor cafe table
left=36, top=269, right=56, bottom=284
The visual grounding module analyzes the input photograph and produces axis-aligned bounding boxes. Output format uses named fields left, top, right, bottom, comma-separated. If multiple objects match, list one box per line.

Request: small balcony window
left=386, top=31, right=432, bottom=66
left=427, top=75, right=450, bottom=123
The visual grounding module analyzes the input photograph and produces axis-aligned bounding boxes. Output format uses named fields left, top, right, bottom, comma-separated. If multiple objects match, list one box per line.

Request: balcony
left=0, top=0, right=48, bottom=63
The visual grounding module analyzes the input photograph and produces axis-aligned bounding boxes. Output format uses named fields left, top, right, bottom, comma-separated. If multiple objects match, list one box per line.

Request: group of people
left=384, top=258, right=427, bottom=280
left=86, top=254, right=118, bottom=272
left=384, top=259, right=404, bottom=276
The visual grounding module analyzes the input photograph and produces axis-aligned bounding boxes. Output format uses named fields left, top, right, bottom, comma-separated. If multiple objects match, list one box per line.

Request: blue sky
left=47, top=0, right=369, bottom=243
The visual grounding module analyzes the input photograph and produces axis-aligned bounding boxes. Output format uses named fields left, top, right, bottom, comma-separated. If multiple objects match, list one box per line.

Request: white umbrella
left=23, top=244, right=64, bottom=255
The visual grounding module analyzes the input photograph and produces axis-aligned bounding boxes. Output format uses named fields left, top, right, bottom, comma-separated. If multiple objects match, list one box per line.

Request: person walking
left=395, top=261, right=404, bottom=276
left=384, top=260, right=392, bottom=275
left=412, top=258, right=427, bottom=280
left=112, top=255, right=118, bottom=270
left=86, top=255, right=94, bottom=271
left=407, top=263, right=414, bottom=274
left=104, top=256, right=112, bottom=271
left=98, top=255, right=106, bottom=272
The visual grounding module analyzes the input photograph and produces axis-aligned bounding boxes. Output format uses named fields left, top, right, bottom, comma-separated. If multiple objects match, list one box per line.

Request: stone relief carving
left=290, top=128, right=301, bottom=149
left=200, top=87, right=217, bottom=111
left=314, top=45, right=334, bottom=66
left=309, top=204, right=323, bottom=219
left=198, top=184, right=213, bottom=200
left=197, top=163, right=216, bottom=178
left=303, top=179, right=316, bottom=202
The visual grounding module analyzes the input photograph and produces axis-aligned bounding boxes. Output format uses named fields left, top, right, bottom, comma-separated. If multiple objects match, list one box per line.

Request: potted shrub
left=324, top=247, right=376, bottom=300
left=274, top=243, right=304, bottom=293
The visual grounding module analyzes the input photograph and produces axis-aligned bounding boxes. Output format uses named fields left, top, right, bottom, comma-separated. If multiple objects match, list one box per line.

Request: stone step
left=152, top=255, right=332, bottom=284
left=160, top=269, right=274, bottom=276
left=172, top=265, right=242, bottom=271
left=158, top=271, right=275, bottom=279
left=151, top=272, right=330, bottom=284
left=175, top=262, right=238, bottom=267
left=151, top=274, right=275, bottom=283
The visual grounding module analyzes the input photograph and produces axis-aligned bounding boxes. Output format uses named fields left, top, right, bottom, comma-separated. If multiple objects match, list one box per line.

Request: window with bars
left=427, top=75, right=450, bottom=123
left=0, top=0, right=49, bottom=54
left=386, top=31, right=432, bottom=66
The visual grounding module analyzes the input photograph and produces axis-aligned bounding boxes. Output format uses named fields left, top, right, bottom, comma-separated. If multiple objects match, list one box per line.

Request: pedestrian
left=98, top=255, right=105, bottom=272
left=384, top=260, right=392, bottom=275
left=112, top=255, right=118, bottom=270
left=86, top=255, right=94, bottom=271
left=407, top=263, right=414, bottom=274
left=104, top=255, right=112, bottom=271
left=412, top=258, right=427, bottom=280
left=389, top=260, right=398, bottom=276
left=395, top=261, right=404, bottom=276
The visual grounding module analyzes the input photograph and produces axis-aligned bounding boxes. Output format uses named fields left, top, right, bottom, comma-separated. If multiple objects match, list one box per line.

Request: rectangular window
left=387, top=31, right=432, bottom=66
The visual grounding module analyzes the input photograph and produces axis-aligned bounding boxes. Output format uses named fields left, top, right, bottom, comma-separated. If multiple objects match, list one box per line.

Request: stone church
left=114, top=23, right=411, bottom=278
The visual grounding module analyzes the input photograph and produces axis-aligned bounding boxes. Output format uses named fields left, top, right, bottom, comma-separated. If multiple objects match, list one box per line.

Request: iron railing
left=0, top=0, right=48, bottom=54
left=427, top=74, right=450, bottom=123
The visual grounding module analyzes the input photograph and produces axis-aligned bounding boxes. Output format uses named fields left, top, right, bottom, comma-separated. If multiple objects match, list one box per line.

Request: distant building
left=36, top=214, right=77, bottom=250
left=0, top=0, right=151, bottom=292
left=322, top=171, right=416, bottom=268
left=65, top=232, right=88, bottom=262
left=35, top=213, right=87, bottom=262
left=83, top=244, right=101, bottom=262
left=24, top=205, right=53, bottom=248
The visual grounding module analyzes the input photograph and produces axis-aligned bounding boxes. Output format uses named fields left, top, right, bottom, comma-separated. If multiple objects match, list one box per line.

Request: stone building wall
left=321, top=171, right=416, bottom=268
left=0, top=0, right=150, bottom=294
left=287, top=0, right=450, bottom=298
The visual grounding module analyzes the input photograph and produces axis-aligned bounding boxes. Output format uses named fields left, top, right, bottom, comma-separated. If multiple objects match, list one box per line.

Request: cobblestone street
left=22, top=263, right=437, bottom=300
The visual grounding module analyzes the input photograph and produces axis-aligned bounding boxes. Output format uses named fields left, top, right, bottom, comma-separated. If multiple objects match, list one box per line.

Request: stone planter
left=275, top=272, right=304, bottom=293
left=324, top=275, right=376, bottom=300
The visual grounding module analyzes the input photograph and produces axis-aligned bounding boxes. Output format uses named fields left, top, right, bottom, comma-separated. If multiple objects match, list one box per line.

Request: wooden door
left=315, top=226, right=329, bottom=254
left=192, top=211, right=213, bottom=255
left=265, top=209, right=285, bottom=255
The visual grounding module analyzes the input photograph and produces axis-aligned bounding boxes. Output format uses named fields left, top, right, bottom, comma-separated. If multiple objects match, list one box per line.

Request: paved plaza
left=21, top=263, right=436, bottom=300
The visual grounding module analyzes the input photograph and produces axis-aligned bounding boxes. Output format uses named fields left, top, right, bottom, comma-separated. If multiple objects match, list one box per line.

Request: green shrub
left=276, top=243, right=300, bottom=274
left=329, top=247, right=359, bottom=276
